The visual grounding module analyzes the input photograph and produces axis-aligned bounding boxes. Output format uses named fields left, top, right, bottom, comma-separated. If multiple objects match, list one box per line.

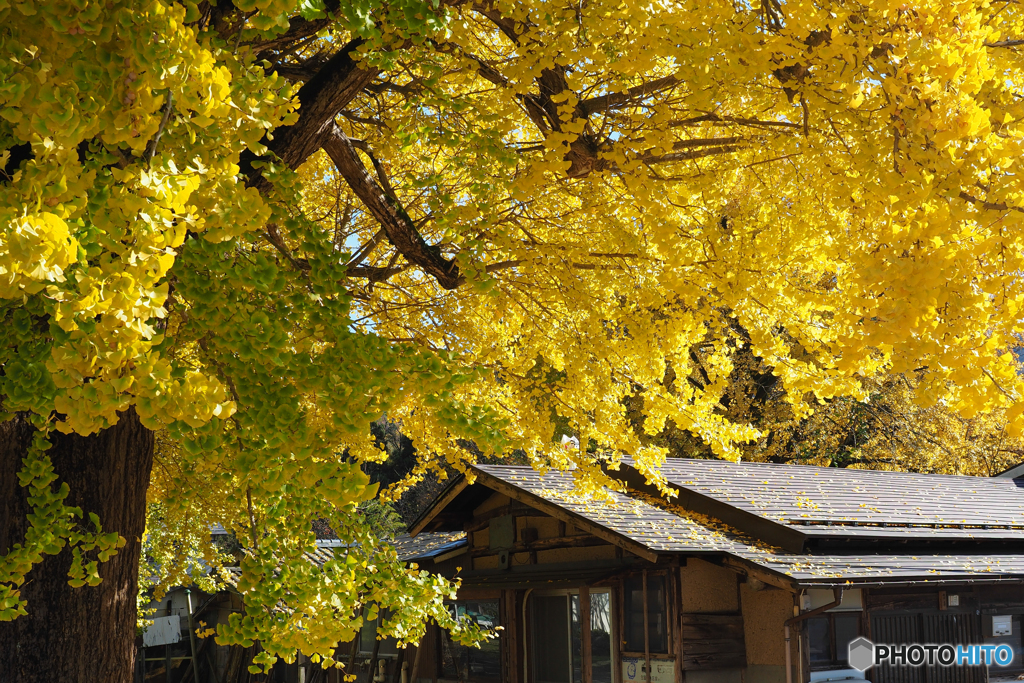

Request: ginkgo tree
left=3, top=0, right=1024, bottom=678
left=623, top=339, right=1024, bottom=475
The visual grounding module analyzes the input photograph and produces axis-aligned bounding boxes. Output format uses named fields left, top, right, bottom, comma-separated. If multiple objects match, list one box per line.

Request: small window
left=623, top=574, right=668, bottom=654
left=808, top=613, right=861, bottom=669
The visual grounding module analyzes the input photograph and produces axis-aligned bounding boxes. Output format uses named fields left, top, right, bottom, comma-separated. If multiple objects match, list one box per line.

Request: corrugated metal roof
left=645, top=458, right=1024, bottom=540
left=473, top=464, right=1024, bottom=586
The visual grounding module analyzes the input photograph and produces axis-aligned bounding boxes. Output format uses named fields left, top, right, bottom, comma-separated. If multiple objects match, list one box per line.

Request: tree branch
left=670, top=113, right=802, bottom=129
left=252, top=0, right=341, bottom=56
left=985, top=39, right=1024, bottom=48
left=640, top=145, right=742, bottom=164
left=242, top=37, right=379, bottom=191
left=579, top=76, right=680, bottom=116
left=347, top=229, right=387, bottom=268
left=323, top=127, right=462, bottom=289
left=958, top=191, right=1024, bottom=213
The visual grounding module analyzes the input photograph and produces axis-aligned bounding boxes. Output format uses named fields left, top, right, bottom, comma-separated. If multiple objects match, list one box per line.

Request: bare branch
left=641, top=146, right=742, bottom=164
left=144, top=92, right=175, bottom=163
left=347, top=229, right=387, bottom=268
left=349, top=139, right=400, bottom=201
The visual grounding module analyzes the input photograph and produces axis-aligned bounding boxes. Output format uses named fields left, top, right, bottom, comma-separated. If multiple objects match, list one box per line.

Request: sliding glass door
left=530, top=590, right=613, bottom=683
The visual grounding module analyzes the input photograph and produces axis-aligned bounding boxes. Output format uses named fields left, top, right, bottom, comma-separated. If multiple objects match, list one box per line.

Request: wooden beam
left=433, top=546, right=469, bottom=564
left=502, top=590, right=519, bottom=683
left=469, top=534, right=608, bottom=558
left=409, top=477, right=469, bottom=536
left=470, top=468, right=659, bottom=563
left=719, top=555, right=796, bottom=592
left=672, top=567, right=683, bottom=683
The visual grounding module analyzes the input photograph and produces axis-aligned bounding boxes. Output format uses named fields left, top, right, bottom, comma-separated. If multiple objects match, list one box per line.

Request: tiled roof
left=473, top=464, right=1024, bottom=586
left=749, top=552, right=1024, bottom=583
left=646, top=458, right=1024, bottom=540
left=221, top=532, right=468, bottom=593
left=393, top=532, right=467, bottom=561
left=474, top=464, right=760, bottom=553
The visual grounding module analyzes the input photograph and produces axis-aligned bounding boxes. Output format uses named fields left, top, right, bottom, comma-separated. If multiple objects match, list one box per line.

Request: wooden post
left=392, top=647, right=407, bottom=683
left=580, top=587, right=592, bottom=683
left=410, top=639, right=425, bottom=683
left=612, top=579, right=623, bottom=683
left=642, top=572, right=650, bottom=683
left=348, top=633, right=361, bottom=674
left=672, top=566, right=683, bottom=683
left=367, top=634, right=383, bottom=683
left=185, top=590, right=199, bottom=682
left=432, top=622, right=439, bottom=683
left=502, top=591, right=519, bottom=683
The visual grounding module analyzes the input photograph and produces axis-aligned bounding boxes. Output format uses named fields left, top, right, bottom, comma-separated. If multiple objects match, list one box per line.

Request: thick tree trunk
left=0, top=409, right=154, bottom=682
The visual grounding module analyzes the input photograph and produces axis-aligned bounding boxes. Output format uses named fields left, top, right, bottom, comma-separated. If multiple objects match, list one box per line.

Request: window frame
left=619, top=571, right=671, bottom=657
left=438, top=597, right=503, bottom=683
left=527, top=588, right=616, bottom=683
left=807, top=612, right=863, bottom=671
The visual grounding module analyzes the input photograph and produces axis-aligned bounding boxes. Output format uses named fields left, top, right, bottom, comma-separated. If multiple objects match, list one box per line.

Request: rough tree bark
left=0, top=409, right=155, bottom=683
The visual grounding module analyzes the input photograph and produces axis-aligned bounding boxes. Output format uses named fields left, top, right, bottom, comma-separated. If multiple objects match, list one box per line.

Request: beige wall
left=519, top=515, right=561, bottom=539
left=680, top=558, right=739, bottom=613
left=741, top=584, right=793, bottom=666
left=741, top=583, right=794, bottom=683
left=474, top=554, right=499, bottom=570
left=473, top=492, right=510, bottom=516
left=537, top=545, right=618, bottom=564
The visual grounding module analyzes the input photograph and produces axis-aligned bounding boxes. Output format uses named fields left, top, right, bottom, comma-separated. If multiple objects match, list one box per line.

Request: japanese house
left=387, top=459, right=1024, bottom=683
left=138, top=459, right=1024, bottom=683
left=137, top=534, right=466, bottom=683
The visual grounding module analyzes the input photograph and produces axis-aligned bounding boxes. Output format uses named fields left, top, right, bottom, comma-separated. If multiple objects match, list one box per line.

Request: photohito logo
left=848, top=637, right=1015, bottom=672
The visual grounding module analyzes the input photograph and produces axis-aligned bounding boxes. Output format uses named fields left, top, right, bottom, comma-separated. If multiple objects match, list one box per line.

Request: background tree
left=626, top=338, right=1024, bottom=475
left=4, top=0, right=1024, bottom=680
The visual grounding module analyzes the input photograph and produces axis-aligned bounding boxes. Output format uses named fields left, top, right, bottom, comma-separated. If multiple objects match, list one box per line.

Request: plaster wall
left=740, top=583, right=794, bottom=683
left=741, top=584, right=792, bottom=666
left=473, top=493, right=510, bottom=516
left=679, top=558, right=739, bottom=613
left=519, top=516, right=561, bottom=539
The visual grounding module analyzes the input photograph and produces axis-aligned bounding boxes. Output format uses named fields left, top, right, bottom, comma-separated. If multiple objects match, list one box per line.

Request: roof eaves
left=408, top=475, right=469, bottom=537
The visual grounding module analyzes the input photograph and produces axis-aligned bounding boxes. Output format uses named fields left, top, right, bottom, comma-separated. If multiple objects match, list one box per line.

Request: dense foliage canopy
left=3, top=0, right=1024, bottom=669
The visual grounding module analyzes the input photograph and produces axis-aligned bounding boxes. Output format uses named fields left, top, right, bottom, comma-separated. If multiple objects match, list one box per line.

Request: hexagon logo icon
left=848, top=636, right=875, bottom=672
